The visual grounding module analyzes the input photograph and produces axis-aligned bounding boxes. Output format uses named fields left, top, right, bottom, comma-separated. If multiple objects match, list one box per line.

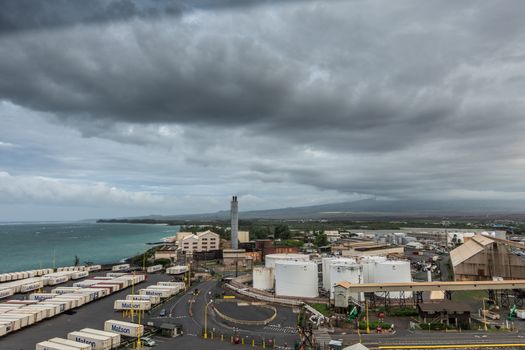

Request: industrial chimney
left=230, top=195, right=239, bottom=249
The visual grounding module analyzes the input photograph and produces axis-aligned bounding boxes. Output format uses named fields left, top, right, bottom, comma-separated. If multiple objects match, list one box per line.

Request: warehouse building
left=450, top=234, right=525, bottom=281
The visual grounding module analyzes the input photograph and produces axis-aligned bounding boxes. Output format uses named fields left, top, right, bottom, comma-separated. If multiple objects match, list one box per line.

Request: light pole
left=204, top=299, right=213, bottom=339
left=482, top=298, right=489, bottom=332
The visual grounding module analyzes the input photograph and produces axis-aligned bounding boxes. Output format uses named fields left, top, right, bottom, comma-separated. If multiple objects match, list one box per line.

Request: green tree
left=314, top=233, right=328, bottom=247
left=274, top=224, right=291, bottom=240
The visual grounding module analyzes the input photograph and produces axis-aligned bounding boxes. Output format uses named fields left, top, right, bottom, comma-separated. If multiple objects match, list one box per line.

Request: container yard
left=0, top=272, right=146, bottom=339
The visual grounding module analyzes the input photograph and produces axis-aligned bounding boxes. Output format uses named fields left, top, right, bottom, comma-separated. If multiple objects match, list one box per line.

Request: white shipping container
left=139, top=288, right=171, bottom=298
left=67, top=331, right=111, bottom=350
left=0, top=321, right=12, bottom=334
left=49, top=337, right=92, bottom=350
left=35, top=341, right=80, bottom=350
left=48, top=298, right=74, bottom=310
left=47, top=276, right=70, bottom=286
left=21, top=281, right=44, bottom=293
left=146, top=264, right=163, bottom=273
left=71, top=271, right=89, bottom=280
left=106, top=273, right=126, bottom=278
left=73, top=280, right=100, bottom=288
left=157, top=281, right=186, bottom=288
left=104, top=319, right=144, bottom=337
left=86, top=265, right=101, bottom=272
left=51, top=287, right=81, bottom=294
left=1, top=313, right=30, bottom=327
left=29, top=293, right=59, bottom=301
left=12, top=308, right=41, bottom=322
left=0, top=319, right=19, bottom=331
left=111, top=264, right=130, bottom=272
left=80, top=328, right=121, bottom=347
left=126, top=294, right=161, bottom=304
left=43, top=300, right=69, bottom=312
left=113, top=300, right=151, bottom=311
left=0, top=288, right=14, bottom=299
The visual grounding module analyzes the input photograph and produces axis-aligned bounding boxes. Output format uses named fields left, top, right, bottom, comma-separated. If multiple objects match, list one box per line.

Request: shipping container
left=86, top=265, right=102, bottom=272
left=1, top=313, right=31, bottom=327
left=71, top=271, right=89, bottom=280
left=73, top=280, right=100, bottom=288
left=138, top=288, right=171, bottom=298
left=48, top=337, right=92, bottom=350
left=47, top=276, right=70, bottom=286
left=67, top=331, right=111, bottom=350
left=0, top=319, right=18, bottom=331
left=29, top=293, right=59, bottom=302
left=113, top=300, right=151, bottom=311
left=146, top=265, right=163, bottom=273
left=80, top=328, right=121, bottom=347
left=0, top=321, right=12, bottom=335
left=36, top=340, right=80, bottom=350
left=111, top=264, right=130, bottom=272
left=51, top=287, right=81, bottom=294
left=43, top=300, right=69, bottom=312
left=0, top=288, right=14, bottom=299
left=106, top=273, right=126, bottom=278
left=126, top=294, right=161, bottom=304
left=104, top=319, right=144, bottom=337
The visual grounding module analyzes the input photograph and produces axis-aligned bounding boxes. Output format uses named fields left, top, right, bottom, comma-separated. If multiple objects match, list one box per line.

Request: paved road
left=339, top=329, right=525, bottom=348
left=147, top=279, right=300, bottom=349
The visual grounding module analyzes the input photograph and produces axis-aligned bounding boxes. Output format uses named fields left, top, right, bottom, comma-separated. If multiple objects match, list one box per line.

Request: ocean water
left=0, top=222, right=179, bottom=273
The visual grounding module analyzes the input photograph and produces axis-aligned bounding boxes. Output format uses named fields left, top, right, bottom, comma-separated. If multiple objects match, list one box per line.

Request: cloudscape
left=1, top=0, right=525, bottom=221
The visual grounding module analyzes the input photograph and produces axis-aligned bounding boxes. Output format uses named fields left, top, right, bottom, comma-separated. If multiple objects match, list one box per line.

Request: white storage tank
left=360, top=256, right=387, bottom=283
left=252, top=267, right=274, bottom=290
left=275, top=261, right=318, bottom=298
left=328, top=259, right=361, bottom=300
left=373, top=260, right=412, bottom=298
left=265, top=253, right=310, bottom=269
left=321, top=257, right=336, bottom=290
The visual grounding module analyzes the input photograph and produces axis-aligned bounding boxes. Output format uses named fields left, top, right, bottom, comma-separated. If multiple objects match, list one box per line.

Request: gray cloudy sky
left=1, top=0, right=525, bottom=221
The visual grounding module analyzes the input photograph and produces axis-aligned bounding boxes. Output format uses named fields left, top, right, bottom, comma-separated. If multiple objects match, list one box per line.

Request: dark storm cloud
left=1, top=0, right=525, bottom=203
left=0, top=0, right=289, bottom=35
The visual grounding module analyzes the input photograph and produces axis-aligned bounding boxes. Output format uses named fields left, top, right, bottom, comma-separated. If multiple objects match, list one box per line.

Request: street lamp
left=204, top=299, right=213, bottom=339
left=482, top=298, right=489, bottom=332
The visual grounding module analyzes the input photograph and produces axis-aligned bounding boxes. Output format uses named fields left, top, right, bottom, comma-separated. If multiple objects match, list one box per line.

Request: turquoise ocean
left=0, top=222, right=179, bottom=273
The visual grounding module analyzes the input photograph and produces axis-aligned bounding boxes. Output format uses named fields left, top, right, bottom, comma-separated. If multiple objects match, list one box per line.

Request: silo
left=328, top=260, right=362, bottom=300
left=252, top=267, right=274, bottom=290
left=373, top=260, right=412, bottom=298
left=275, top=261, right=318, bottom=298
left=265, top=253, right=310, bottom=269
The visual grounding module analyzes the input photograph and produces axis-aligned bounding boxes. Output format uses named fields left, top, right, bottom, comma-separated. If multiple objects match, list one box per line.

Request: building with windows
left=179, top=230, right=220, bottom=255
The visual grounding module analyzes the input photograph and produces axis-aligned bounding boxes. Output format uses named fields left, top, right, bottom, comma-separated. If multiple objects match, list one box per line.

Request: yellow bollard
left=231, top=336, right=234, bottom=343
left=221, top=334, right=224, bottom=342
left=252, top=339, right=255, bottom=347
left=263, top=340, right=266, bottom=349
left=242, top=338, right=245, bottom=345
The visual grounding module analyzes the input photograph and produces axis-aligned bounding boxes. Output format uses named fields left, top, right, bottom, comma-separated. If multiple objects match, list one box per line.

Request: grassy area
left=374, top=306, right=418, bottom=317
left=453, top=290, right=487, bottom=303
left=309, top=303, right=330, bottom=316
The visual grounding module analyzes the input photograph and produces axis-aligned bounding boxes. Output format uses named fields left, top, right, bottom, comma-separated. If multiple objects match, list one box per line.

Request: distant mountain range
left=106, top=198, right=525, bottom=221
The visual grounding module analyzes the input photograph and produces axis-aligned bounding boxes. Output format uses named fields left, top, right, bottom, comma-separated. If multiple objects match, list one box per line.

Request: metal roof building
left=450, top=234, right=525, bottom=281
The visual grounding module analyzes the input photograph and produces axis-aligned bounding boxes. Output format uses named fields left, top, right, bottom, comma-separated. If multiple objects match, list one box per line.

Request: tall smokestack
left=230, top=195, right=239, bottom=249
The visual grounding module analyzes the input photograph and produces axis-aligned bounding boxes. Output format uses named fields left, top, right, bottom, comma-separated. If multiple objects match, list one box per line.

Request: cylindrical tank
left=252, top=267, right=274, bottom=290
left=328, top=259, right=361, bottom=300
left=360, top=256, right=387, bottom=283
left=265, top=254, right=310, bottom=269
left=321, top=257, right=336, bottom=290
left=373, top=260, right=412, bottom=298
left=274, top=261, right=318, bottom=298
